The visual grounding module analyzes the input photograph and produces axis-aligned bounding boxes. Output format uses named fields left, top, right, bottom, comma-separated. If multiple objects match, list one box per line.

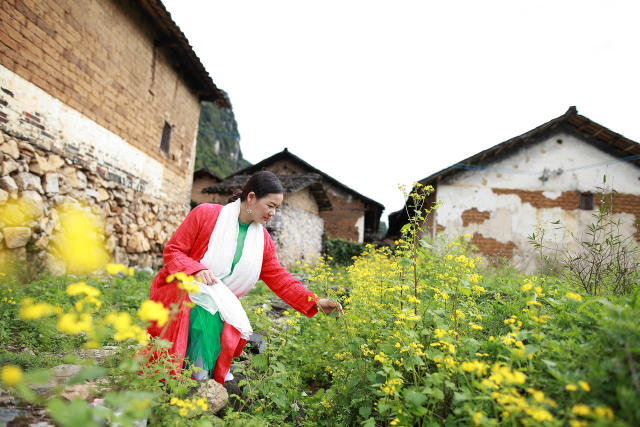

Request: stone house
left=191, top=167, right=222, bottom=205
left=0, top=0, right=228, bottom=272
left=387, top=107, right=640, bottom=270
left=203, top=148, right=385, bottom=244
left=203, top=173, right=330, bottom=267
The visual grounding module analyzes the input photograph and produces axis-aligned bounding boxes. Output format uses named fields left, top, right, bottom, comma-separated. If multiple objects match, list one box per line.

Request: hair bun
left=227, top=189, right=243, bottom=204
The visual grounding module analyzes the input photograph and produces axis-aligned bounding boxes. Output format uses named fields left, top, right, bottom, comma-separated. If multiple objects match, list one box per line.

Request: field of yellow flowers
left=0, top=234, right=639, bottom=425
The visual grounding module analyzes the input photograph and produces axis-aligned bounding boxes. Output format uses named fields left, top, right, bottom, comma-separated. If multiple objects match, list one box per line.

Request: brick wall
left=284, top=187, right=319, bottom=215
left=0, top=0, right=201, bottom=204
left=191, top=176, right=218, bottom=205
left=258, top=159, right=368, bottom=242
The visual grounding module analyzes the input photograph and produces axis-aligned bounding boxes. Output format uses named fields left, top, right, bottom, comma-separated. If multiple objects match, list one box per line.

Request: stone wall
left=266, top=192, right=324, bottom=267
left=0, top=0, right=202, bottom=204
left=0, top=128, right=187, bottom=274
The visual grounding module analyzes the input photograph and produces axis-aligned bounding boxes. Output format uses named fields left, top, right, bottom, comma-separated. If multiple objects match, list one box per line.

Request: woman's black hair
left=228, top=171, right=284, bottom=204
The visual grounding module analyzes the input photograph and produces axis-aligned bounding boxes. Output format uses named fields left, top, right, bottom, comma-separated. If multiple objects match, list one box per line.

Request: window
left=579, top=193, right=594, bottom=210
left=160, top=121, right=172, bottom=155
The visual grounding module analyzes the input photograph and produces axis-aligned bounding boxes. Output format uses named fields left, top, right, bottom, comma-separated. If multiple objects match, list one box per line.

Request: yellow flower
left=521, top=283, right=533, bottom=292
left=571, top=404, right=591, bottom=416
left=566, top=292, right=583, bottom=301
left=138, top=300, right=169, bottom=327
left=578, top=381, right=590, bottom=392
left=179, top=407, right=189, bottom=417
left=565, top=384, right=577, bottom=391
left=58, top=312, right=93, bottom=334
left=19, top=298, right=57, bottom=320
left=472, top=412, right=483, bottom=425
left=66, top=282, right=101, bottom=297
left=1, top=365, right=23, bottom=387
left=106, top=263, right=128, bottom=275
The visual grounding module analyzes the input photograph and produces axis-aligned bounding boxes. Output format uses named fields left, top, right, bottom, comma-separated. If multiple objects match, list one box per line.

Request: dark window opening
left=160, top=121, right=172, bottom=155
left=579, top=193, right=594, bottom=210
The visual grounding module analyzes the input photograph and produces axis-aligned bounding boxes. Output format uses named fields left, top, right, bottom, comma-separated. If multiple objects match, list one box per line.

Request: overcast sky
left=162, top=0, right=640, bottom=223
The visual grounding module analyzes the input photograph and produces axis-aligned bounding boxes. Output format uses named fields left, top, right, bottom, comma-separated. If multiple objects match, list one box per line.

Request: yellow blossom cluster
left=167, top=272, right=200, bottom=294
left=106, top=263, right=135, bottom=276
left=1, top=365, right=23, bottom=387
left=138, top=300, right=169, bottom=327
left=19, top=297, right=61, bottom=320
left=169, top=396, right=208, bottom=416
left=105, top=312, right=150, bottom=345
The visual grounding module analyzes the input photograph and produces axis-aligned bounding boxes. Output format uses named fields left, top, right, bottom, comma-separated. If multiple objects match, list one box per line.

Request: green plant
left=324, top=237, right=367, bottom=267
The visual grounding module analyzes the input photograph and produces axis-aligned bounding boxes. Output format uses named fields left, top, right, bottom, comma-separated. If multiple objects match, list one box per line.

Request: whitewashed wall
left=434, top=132, right=640, bottom=270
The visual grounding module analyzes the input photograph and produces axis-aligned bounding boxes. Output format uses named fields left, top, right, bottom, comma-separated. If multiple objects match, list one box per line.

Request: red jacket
left=148, top=203, right=318, bottom=377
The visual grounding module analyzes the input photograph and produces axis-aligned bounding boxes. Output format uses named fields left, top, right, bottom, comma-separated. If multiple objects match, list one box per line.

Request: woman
left=148, top=171, right=340, bottom=385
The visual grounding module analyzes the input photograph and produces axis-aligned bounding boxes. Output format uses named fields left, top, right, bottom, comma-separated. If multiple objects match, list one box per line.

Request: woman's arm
left=162, top=205, right=209, bottom=279
left=259, top=232, right=318, bottom=317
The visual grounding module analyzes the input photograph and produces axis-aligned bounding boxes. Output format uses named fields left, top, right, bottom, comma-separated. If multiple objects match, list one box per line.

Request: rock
left=35, top=234, right=49, bottom=250
left=77, top=171, right=87, bottom=189
left=61, top=384, right=95, bottom=401
left=1, top=158, right=19, bottom=176
left=21, top=347, right=35, bottom=356
left=29, top=153, right=50, bottom=175
left=3, top=227, right=31, bottom=248
left=85, top=188, right=99, bottom=200
left=48, top=154, right=64, bottom=170
left=126, top=232, right=150, bottom=253
left=60, top=167, right=82, bottom=188
left=113, top=191, right=126, bottom=206
left=247, top=333, right=266, bottom=355
left=197, top=379, right=229, bottom=413
left=106, top=234, right=118, bottom=253
left=0, top=188, right=8, bottom=205
left=39, top=218, right=53, bottom=235
left=45, top=253, right=66, bottom=276
left=94, top=189, right=108, bottom=203
left=0, top=176, right=18, bottom=195
left=18, top=141, right=35, bottom=153
left=143, top=226, right=154, bottom=239
left=128, top=223, right=138, bottom=235
left=19, top=190, right=44, bottom=219
left=0, top=140, right=20, bottom=159
left=13, top=172, right=44, bottom=193
left=0, top=408, right=28, bottom=426
left=42, top=172, right=59, bottom=193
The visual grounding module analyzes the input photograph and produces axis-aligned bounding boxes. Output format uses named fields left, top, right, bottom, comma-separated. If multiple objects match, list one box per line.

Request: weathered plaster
left=434, top=133, right=640, bottom=270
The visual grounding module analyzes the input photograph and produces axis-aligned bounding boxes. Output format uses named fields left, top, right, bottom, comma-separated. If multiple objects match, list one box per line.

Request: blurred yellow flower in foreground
left=19, top=298, right=60, bottom=320
left=138, top=300, right=169, bottom=327
left=1, top=365, right=23, bottom=387
left=58, top=312, right=93, bottom=334
left=67, top=282, right=100, bottom=297
left=55, top=208, right=109, bottom=274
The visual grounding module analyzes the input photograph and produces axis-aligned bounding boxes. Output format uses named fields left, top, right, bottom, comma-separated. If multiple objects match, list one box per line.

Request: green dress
left=185, top=219, right=250, bottom=380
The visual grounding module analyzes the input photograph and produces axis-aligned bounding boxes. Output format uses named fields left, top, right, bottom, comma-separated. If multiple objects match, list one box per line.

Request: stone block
left=0, top=176, right=18, bottom=195
left=97, top=188, right=109, bottom=202
left=60, top=167, right=82, bottom=188
left=0, top=189, right=8, bottom=205
left=2, top=158, right=19, bottom=176
left=46, top=253, right=66, bottom=277
left=3, top=227, right=32, bottom=248
left=197, top=380, right=228, bottom=413
left=48, top=154, right=64, bottom=170
left=126, top=231, right=150, bottom=253
left=13, top=172, right=44, bottom=193
left=0, top=140, right=20, bottom=160
left=42, top=172, right=60, bottom=193
left=18, top=141, right=35, bottom=154
left=19, top=190, right=44, bottom=220
left=29, top=153, right=50, bottom=176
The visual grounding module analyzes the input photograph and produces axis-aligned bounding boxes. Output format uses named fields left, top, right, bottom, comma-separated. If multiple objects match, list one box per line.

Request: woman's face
left=247, top=192, right=283, bottom=225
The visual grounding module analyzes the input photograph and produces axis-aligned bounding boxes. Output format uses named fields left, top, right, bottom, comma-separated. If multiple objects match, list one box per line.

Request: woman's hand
left=315, top=299, right=344, bottom=318
left=194, top=269, right=220, bottom=285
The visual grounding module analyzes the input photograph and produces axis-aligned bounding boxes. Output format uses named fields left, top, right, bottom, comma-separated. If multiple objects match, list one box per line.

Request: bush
left=324, top=237, right=366, bottom=267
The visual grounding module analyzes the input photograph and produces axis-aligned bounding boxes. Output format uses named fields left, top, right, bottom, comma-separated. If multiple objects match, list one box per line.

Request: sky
left=162, top=0, right=640, bottom=224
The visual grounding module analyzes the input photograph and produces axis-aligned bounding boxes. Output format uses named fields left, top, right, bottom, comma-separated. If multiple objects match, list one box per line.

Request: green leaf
left=401, top=224, right=411, bottom=233
left=253, top=354, right=268, bottom=369
left=348, top=377, right=360, bottom=388
left=67, top=366, right=107, bottom=386
left=404, top=390, right=428, bottom=407
left=419, top=239, right=433, bottom=248
left=433, top=388, right=444, bottom=400
left=366, top=372, right=377, bottom=383
left=25, top=369, right=53, bottom=385
left=362, top=417, right=376, bottom=427
left=459, top=287, right=471, bottom=297
left=196, top=418, right=215, bottom=427
left=399, top=257, right=415, bottom=267
left=359, top=406, right=372, bottom=418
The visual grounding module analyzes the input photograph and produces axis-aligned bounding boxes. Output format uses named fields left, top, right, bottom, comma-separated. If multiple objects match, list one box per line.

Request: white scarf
left=189, top=199, right=264, bottom=340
